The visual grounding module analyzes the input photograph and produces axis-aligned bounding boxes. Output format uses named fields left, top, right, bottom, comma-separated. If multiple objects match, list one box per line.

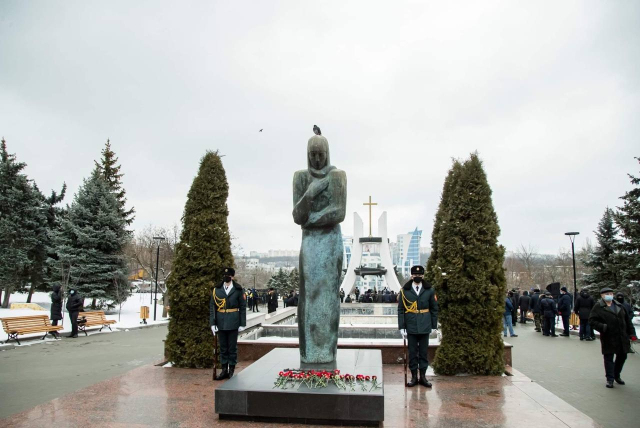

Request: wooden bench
left=77, top=311, right=116, bottom=336
left=1, top=315, right=63, bottom=345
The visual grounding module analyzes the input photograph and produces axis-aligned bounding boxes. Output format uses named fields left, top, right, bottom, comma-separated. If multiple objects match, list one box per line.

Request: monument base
left=215, top=348, right=384, bottom=426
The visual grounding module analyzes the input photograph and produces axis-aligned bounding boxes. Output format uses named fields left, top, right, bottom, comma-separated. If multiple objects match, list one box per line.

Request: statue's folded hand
left=306, top=178, right=329, bottom=198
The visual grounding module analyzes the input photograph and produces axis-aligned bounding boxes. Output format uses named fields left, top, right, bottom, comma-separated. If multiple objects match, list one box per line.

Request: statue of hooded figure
left=293, top=133, right=347, bottom=364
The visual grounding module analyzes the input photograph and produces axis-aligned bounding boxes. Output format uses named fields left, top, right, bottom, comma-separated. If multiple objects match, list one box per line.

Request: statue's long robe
left=293, top=168, right=346, bottom=363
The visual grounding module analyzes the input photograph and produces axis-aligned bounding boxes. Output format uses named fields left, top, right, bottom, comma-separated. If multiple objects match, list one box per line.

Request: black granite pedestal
left=215, top=348, right=384, bottom=426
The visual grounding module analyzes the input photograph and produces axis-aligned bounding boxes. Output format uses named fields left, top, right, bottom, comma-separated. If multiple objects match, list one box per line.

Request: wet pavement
left=0, top=360, right=598, bottom=427
left=511, top=320, right=639, bottom=428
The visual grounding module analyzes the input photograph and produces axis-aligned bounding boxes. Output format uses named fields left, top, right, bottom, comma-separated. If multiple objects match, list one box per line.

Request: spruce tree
left=95, top=139, right=135, bottom=226
left=431, top=153, right=506, bottom=375
left=26, top=183, right=67, bottom=302
left=0, top=139, right=46, bottom=306
left=288, top=267, right=299, bottom=290
left=614, top=157, right=640, bottom=283
left=51, top=170, right=129, bottom=307
left=582, top=208, right=621, bottom=296
left=165, top=151, right=233, bottom=368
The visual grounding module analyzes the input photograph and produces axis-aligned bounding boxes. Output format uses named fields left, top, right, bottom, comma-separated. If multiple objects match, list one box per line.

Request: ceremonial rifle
left=212, top=333, right=219, bottom=380
left=403, top=334, right=408, bottom=386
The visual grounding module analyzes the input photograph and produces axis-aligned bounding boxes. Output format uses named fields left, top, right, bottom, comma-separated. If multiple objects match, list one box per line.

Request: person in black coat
left=530, top=289, right=542, bottom=332
left=540, top=292, right=558, bottom=337
left=615, top=293, right=634, bottom=327
left=355, top=287, right=360, bottom=303
left=574, top=289, right=595, bottom=340
left=267, top=288, right=278, bottom=314
left=65, top=288, right=83, bottom=338
left=557, top=287, right=573, bottom=336
left=510, top=289, right=519, bottom=326
left=518, top=291, right=531, bottom=324
left=49, top=284, right=63, bottom=338
left=286, top=291, right=298, bottom=307
left=588, top=287, right=637, bottom=388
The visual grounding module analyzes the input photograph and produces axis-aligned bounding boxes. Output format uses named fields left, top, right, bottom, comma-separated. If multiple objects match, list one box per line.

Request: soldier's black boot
left=418, top=369, right=432, bottom=387
left=215, top=364, right=229, bottom=381
left=407, top=370, right=418, bottom=387
left=228, top=365, right=236, bottom=379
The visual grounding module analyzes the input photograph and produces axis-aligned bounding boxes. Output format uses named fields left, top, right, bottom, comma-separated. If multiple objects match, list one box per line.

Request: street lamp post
left=153, top=236, right=166, bottom=321
left=564, top=232, right=579, bottom=306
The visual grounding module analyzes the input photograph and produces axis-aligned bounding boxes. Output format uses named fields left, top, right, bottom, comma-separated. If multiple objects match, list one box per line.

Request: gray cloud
left=1, top=1, right=638, bottom=255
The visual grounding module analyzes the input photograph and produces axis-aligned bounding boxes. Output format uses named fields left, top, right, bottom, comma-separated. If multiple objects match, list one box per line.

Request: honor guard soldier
left=398, top=265, right=439, bottom=387
left=210, top=268, right=247, bottom=380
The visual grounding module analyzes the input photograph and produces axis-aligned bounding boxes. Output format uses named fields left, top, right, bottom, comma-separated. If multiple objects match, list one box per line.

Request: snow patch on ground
left=0, top=292, right=169, bottom=346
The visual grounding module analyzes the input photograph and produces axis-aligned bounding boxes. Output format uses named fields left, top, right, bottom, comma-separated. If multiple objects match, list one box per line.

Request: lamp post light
left=564, top=232, right=579, bottom=306
left=153, top=236, right=166, bottom=321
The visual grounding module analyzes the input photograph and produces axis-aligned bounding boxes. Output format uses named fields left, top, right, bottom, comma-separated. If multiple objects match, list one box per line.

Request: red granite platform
left=0, top=362, right=599, bottom=427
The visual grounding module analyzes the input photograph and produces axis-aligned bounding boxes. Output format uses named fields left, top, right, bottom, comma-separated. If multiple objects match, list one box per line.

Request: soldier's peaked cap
left=410, top=265, right=425, bottom=275
left=224, top=267, right=235, bottom=276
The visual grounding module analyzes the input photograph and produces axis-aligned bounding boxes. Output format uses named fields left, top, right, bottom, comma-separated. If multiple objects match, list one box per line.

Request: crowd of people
left=504, top=285, right=637, bottom=388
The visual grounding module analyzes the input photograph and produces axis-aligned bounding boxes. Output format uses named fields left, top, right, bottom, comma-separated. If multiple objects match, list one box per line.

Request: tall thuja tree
left=431, top=153, right=506, bottom=375
left=165, top=151, right=234, bottom=368
left=0, top=139, right=45, bottom=307
left=95, top=139, right=135, bottom=226
left=614, top=157, right=640, bottom=285
left=425, top=159, right=462, bottom=285
left=581, top=208, right=621, bottom=297
left=51, top=170, right=129, bottom=307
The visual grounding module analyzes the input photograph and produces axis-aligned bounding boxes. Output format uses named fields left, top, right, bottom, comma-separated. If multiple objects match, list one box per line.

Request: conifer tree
left=614, top=157, right=640, bottom=283
left=267, top=268, right=289, bottom=294
left=0, top=139, right=45, bottom=307
left=582, top=208, right=621, bottom=296
left=165, top=151, right=233, bottom=368
left=51, top=170, right=129, bottom=307
left=95, top=139, right=135, bottom=226
left=288, top=267, right=299, bottom=290
left=425, top=160, right=462, bottom=284
left=25, top=182, right=67, bottom=303
left=431, top=153, right=506, bottom=375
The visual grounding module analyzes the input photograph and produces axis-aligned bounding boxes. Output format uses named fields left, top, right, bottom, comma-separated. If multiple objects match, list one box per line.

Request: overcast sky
left=1, top=1, right=638, bottom=256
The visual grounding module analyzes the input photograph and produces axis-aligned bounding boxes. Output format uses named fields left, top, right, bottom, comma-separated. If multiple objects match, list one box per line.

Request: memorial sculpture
left=292, top=130, right=347, bottom=364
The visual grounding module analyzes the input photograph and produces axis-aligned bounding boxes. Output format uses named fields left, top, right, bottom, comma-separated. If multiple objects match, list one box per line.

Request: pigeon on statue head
left=313, top=125, right=321, bottom=136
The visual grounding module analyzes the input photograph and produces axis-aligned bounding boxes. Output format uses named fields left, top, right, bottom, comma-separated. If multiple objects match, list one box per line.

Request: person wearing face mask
left=209, top=268, right=247, bottom=380
left=398, top=265, right=439, bottom=388
left=65, top=288, right=84, bottom=338
left=588, top=287, right=637, bottom=388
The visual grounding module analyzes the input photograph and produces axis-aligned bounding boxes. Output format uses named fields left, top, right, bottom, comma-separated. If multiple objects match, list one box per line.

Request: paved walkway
left=1, top=362, right=598, bottom=427
left=0, top=323, right=605, bottom=427
left=510, top=320, right=639, bottom=428
left=0, top=325, right=167, bottom=419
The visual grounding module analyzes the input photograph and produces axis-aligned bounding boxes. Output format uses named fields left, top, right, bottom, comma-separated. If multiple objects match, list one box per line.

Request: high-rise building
left=342, top=235, right=353, bottom=271
left=395, top=228, right=422, bottom=278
